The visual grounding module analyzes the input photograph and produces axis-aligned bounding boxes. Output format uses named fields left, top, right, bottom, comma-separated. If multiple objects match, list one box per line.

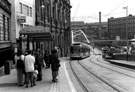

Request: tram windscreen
left=70, top=45, right=80, bottom=56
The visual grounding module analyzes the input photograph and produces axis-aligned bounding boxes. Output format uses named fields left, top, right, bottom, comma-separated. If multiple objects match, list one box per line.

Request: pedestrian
left=44, top=50, right=50, bottom=68
left=33, top=65, right=38, bottom=86
left=15, top=50, right=25, bottom=87
left=24, top=50, right=35, bottom=88
left=35, top=51, right=43, bottom=81
left=50, top=49, right=60, bottom=82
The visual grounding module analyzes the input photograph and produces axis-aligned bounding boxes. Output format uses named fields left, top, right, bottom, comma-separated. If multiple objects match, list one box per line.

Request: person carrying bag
left=16, top=50, right=25, bottom=87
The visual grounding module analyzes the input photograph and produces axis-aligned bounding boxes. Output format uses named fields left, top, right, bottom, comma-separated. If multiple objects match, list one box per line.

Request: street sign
left=17, top=15, right=26, bottom=23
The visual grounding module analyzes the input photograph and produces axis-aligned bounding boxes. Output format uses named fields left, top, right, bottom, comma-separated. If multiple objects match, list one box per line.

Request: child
left=33, top=65, right=38, bottom=86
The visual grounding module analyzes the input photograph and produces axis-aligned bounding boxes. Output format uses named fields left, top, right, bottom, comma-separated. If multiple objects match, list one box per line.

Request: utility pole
left=123, top=6, right=128, bottom=61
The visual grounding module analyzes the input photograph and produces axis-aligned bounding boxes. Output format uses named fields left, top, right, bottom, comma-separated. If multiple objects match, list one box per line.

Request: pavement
left=0, top=57, right=76, bottom=92
left=107, top=59, right=135, bottom=69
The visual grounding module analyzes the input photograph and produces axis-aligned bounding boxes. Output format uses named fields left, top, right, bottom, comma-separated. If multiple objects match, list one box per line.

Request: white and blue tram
left=70, top=43, right=90, bottom=60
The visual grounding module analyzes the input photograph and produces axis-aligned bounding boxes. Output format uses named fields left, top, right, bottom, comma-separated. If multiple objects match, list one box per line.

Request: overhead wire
left=72, top=0, right=80, bottom=21
left=103, top=0, right=129, bottom=17
left=72, top=0, right=131, bottom=22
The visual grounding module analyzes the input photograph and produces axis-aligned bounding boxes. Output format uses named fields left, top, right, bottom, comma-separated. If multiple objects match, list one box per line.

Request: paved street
left=0, top=58, right=75, bottom=92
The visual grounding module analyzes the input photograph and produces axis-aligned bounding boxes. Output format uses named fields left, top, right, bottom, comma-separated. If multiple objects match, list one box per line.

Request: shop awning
left=19, top=26, right=53, bottom=41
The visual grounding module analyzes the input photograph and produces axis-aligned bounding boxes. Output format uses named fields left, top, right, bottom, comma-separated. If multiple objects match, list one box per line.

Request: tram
left=70, top=43, right=90, bottom=60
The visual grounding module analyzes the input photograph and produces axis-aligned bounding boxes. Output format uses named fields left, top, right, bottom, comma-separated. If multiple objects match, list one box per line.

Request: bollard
left=4, top=60, right=11, bottom=75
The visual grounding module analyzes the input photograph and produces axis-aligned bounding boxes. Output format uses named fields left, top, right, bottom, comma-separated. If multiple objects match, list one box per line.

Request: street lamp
left=41, top=2, right=46, bottom=51
left=123, top=6, right=128, bottom=61
left=41, top=3, right=45, bottom=8
left=41, top=2, right=45, bottom=26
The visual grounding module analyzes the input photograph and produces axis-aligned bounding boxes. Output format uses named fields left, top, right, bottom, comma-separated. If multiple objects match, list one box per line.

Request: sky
left=70, top=0, right=135, bottom=23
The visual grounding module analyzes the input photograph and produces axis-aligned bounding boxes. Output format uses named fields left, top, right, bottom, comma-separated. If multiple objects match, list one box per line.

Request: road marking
left=50, top=82, right=57, bottom=92
left=64, top=62, right=77, bottom=92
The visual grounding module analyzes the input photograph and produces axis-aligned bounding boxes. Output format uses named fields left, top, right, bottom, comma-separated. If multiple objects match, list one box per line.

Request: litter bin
left=4, top=60, right=11, bottom=75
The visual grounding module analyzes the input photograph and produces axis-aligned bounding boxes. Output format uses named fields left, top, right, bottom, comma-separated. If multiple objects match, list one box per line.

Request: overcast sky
left=70, top=0, right=135, bottom=23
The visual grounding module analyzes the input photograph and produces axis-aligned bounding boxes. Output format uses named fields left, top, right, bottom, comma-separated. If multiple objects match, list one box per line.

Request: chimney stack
left=99, top=12, right=101, bottom=38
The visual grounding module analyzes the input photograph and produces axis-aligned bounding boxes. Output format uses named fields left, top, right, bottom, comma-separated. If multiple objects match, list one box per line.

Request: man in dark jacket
left=35, top=51, right=43, bottom=81
left=50, top=49, right=60, bottom=82
left=44, top=50, right=50, bottom=68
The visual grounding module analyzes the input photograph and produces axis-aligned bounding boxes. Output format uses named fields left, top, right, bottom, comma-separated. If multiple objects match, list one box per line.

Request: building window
left=27, top=6, right=29, bottom=16
left=23, top=4, right=27, bottom=16
left=30, top=7, right=32, bottom=17
left=0, top=13, right=3, bottom=41
left=5, top=16, right=8, bottom=41
left=7, top=17, right=10, bottom=41
left=58, top=10, right=60, bottom=22
left=19, top=3, right=23, bottom=14
left=0, top=13, right=10, bottom=41
left=53, top=7, right=55, bottom=19
left=3, top=15, right=5, bottom=40
left=19, top=2, right=32, bottom=17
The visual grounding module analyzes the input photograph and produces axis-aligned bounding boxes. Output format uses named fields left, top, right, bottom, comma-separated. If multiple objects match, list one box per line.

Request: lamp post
left=41, top=2, right=45, bottom=26
left=41, top=2, right=46, bottom=51
left=123, top=6, right=128, bottom=61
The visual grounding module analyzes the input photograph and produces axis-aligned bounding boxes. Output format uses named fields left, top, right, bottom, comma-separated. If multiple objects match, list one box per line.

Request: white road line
left=50, top=83, right=54, bottom=92
left=64, top=62, right=77, bottom=92
left=50, top=82, right=56, bottom=92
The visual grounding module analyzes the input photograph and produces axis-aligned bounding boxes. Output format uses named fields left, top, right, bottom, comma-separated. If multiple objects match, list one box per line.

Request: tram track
left=78, top=60, right=127, bottom=92
left=69, top=60, right=89, bottom=92
left=70, top=59, right=127, bottom=92
left=89, top=55, right=135, bottom=79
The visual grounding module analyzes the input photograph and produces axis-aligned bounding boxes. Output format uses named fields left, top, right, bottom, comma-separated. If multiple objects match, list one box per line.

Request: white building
left=9, top=0, right=35, bottom=52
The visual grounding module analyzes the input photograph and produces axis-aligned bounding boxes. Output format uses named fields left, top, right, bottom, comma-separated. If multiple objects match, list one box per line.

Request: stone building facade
left=35, top=0, right=71, bottom=56
left=9, top=0, right=35, bottom=52
left=0, top=0, right=12, bottom=66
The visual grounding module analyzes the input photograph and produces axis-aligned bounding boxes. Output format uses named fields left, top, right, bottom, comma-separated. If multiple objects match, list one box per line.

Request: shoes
left=56, top=77, right=58, bottom=81
left=55, top=79, right=58, bottom=81
left=52, top=79, right=57, bottom=82
left=37, top=79, right=42, bottom=81
left=52, top=80, right=56, bottom=82
left=33, top=84, right=36, bottom=86
left=25, top=85, right=28, bottom=88
left=18, top=85, right=23, bottom=87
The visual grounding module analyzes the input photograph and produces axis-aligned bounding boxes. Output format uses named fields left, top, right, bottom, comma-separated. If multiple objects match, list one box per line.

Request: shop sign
left=17, top=15, right=26, bottom=23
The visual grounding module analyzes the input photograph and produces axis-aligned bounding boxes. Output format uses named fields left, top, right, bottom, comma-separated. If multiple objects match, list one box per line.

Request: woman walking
left=50, top=49, right=60, bottom=82
left=15, top=50, right=25, bottom=86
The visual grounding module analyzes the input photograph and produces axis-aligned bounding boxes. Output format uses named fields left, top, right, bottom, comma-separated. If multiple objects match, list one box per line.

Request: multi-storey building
left=108, top=15, right=135, bottom=40
left=0, top=0, right=12, bottom=66
left=35, top=0, right=71, bottom=56
left=9, top=0, right=35, bottom=52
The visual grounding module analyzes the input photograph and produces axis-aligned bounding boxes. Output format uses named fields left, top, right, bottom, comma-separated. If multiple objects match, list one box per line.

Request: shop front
left=19, top=26, right=53, bottom=53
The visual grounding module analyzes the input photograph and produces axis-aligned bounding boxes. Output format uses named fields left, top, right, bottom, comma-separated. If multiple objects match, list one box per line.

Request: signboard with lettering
left=17, top=15, right=26, bottom=23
